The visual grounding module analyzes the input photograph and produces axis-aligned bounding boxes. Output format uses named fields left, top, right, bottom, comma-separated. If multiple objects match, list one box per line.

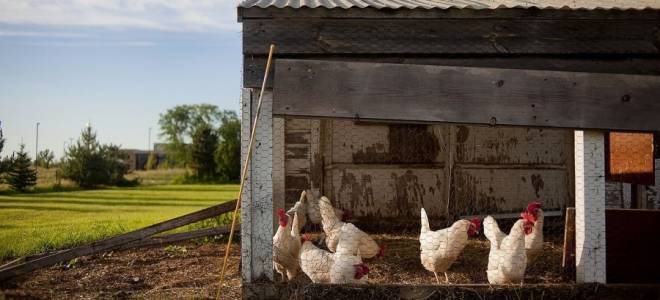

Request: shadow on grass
left=0, top=198, right=215, bottom=207
left=0, top=204, right=140, bottom=213
left=0, top=186, right=87, bottom=196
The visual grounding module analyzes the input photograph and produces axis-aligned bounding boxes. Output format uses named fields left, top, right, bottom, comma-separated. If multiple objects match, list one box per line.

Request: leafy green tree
left=37, top=149, right=55, bottom=168
left=145, top=151, right=158, bottom=170
left=215, top=117, right=240, bottom=181
left=60, top=125, right=131, bottom=188
left=158, top=104, right=236, bottom=166
left=190, top=124, right=219, bottom=180
left=6, top=144, right=37, bottom=192
left=0, top=122, right=6, bottom=176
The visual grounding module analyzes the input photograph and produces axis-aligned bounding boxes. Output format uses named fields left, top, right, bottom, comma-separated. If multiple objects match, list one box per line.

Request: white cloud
left=19, top=40, right=157, bottom=47
left=0, top=30, right=90, bottom=38
left=0, top=0, right=240, bottom=32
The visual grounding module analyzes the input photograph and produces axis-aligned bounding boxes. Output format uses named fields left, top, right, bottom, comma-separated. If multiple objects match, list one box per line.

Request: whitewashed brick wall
left=574, top=130, right=607, bottom=283
left=240, top=88, right=274, bottom=282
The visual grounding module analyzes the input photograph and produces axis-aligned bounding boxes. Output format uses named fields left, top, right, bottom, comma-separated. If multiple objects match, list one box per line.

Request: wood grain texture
left=273, top=59, right=660, bottom=131
left=114, top=225, right=239, bottom=251
left=0, top=200, right=237, bottom=281
left=243, top=19, right=659, bottom=55
left=244, top=56, right=660, bottom=88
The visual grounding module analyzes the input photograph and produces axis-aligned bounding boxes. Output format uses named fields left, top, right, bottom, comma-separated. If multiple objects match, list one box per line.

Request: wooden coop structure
left=236, top=0, right=660, bottom=297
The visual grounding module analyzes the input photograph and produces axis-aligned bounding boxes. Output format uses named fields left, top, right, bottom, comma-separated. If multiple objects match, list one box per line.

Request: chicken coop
left=236, top=0, right=660, bottom=298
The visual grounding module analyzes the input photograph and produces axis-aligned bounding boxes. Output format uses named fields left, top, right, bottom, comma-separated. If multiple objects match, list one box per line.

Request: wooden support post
left=240, top=88, right=274, bottom=282
left=574, top=130, right=607, bottom=283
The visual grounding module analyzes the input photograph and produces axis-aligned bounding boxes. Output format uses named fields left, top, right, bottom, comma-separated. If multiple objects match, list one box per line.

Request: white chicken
left=303, top=189, right=349, bottom=225
left=318, top=196, right=383, bottom=258
left=419, top=207, right=481, bottom=284
left=524, top=202, right=544, bottom=265
left=299, top=226, right=370, bottom=284
left=484, top=214, right=535, bottom=284
left=286, top=190, right=348, bottom=231
left=272, top=208, right=302, bottom=281
left=286, top=191, right=309, bottom=231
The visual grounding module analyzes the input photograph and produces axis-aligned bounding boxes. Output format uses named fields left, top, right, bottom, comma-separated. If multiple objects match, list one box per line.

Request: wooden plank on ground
left=562, top=207, right=575, bottom=277
left=0, top=200, right=237, bottom=281
left=114, top=224, right=240, bottom=251
left=273, top=59, right=660, bottom=132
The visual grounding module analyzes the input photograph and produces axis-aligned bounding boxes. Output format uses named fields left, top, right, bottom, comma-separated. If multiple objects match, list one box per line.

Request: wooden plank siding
left=273, top=59, right=660, bottom=132
left=244, top=56, right=660, bottom=88
left=243, top=19, right=659, bottom=55
left=316, top=120, right=572, bottom=224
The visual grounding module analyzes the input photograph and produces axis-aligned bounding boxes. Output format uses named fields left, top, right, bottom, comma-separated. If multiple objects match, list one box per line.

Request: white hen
left=299, top=226, right=370, bottom=284
left=419, top=207, right=480, bottom=283
left=485, top=216, right=534, bottom=284
left=319, top=196, right=383, bottom=258
left=524, top=202, right=544, bottom=265
left=272, top=208, right=302, bottom=281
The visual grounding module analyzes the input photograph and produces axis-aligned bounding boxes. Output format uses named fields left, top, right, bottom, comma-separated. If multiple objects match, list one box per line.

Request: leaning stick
left=216, top=44, right=276, bottom=299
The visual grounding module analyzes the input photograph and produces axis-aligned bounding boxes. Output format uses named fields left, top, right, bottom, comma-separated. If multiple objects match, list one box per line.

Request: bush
left=6, top=144, right=37, bottom=192
left=60, top=125, right=132, bottom=188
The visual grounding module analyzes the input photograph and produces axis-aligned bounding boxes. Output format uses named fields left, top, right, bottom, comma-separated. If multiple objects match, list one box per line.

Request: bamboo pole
left=216, top=44, right=276, bottom=299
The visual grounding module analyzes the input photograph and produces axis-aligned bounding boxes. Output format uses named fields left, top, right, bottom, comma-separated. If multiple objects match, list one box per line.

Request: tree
left=145, top=151, right=158, bottom=170
left=215, top=117, right=240, bottom=181
left=37, top=149, right=55, bottom=168
left=190, top=124, right=219, bottom=180
left=158, top=104, right=236, bottom=166
left=60, top=125, right=130, bottom=188
left=6, top=144, right=37, bottom=192
left=0, top=122, right=6, bottom=175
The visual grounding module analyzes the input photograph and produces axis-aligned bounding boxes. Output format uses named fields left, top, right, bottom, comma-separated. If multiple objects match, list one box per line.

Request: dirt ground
left=1, top=233, right=568, bottom=299
left=1, top=243, right=242, bottom=299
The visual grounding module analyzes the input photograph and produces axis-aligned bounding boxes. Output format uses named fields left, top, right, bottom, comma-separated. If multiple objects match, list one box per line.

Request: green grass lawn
left=0, top=184, right=239, bottom=259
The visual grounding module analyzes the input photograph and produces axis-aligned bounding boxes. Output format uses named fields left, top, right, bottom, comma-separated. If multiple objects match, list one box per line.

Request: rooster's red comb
left=527, top=202, right=542, bottom=212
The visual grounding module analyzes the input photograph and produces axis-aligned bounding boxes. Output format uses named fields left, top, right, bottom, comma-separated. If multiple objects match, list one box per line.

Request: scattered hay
left=1, top=233, right=569, bottom=299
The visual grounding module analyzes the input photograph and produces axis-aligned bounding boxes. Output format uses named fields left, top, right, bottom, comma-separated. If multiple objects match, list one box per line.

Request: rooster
left=524, top=202, right=544, bottom=265
left=299, top=229, right=370, bottom=284
left=484, top=213, right=535, bottom=284
left=318, top=196, right=383, bottom=258
left=419, top=207, right=481, bottom=284
left=272, top=208, right=302, bottom=282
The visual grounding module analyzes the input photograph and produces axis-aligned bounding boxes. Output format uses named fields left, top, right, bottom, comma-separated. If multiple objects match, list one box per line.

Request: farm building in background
left=122, top=143, right=167, bottom=171
left=236, top=0, right=660, bottom=297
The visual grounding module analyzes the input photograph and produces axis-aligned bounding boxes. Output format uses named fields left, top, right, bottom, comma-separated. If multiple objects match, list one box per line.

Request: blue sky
left=0, top=0, right=242, bottom=159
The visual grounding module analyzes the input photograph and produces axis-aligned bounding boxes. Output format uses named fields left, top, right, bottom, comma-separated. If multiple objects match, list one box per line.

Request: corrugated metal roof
left=238, top=0, right=660, bottom=10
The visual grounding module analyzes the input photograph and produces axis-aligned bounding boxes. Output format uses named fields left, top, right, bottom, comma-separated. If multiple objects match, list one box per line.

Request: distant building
left=122, top=144, right=167, bottom=171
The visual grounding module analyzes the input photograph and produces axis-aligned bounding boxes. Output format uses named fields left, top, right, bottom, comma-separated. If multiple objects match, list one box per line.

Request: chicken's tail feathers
left=420, top=207, right=430, bottom=233
left=291, top=211, right=301, bottom=237
left=300, top=190, right=307, bottom=204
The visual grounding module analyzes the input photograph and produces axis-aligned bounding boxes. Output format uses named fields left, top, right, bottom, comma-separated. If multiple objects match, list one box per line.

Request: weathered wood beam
left=244, top=56, right=660, bottom=88
left=114, top=224, right=240, bottom=251
left=0, top=200, right=237, bottom=281
left=273, top=59, right=660, bottom=131
left=243, top=19, right=659, bottom=55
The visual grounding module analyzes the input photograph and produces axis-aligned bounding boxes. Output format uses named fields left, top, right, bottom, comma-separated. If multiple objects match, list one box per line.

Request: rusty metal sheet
left=606, top=132, right=655, bottom=185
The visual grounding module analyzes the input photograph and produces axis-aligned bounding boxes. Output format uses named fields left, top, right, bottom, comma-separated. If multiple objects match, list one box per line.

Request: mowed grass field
left=0, top=184, right=239, bottom=259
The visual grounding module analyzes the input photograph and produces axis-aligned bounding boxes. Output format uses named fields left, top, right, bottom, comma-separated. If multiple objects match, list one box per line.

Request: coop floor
left=0, top=233, right=568, bottom=299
